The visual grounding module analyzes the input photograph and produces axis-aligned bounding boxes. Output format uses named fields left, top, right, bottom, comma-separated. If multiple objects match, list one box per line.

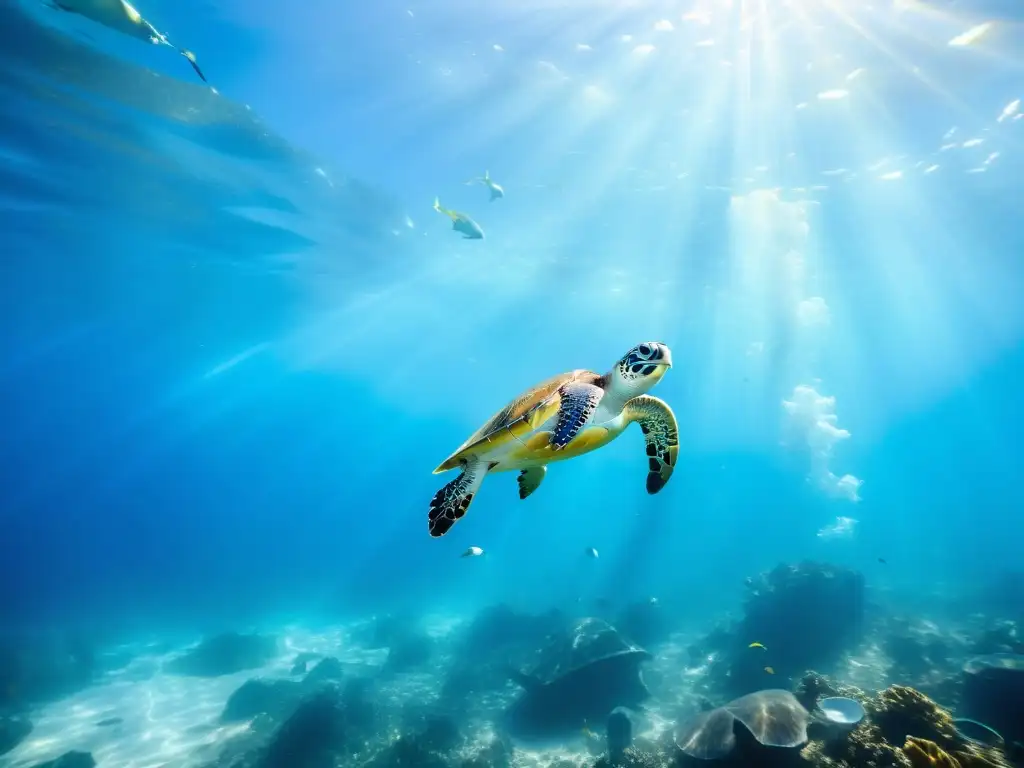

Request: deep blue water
left=1, top=0, right=1023, bottom=646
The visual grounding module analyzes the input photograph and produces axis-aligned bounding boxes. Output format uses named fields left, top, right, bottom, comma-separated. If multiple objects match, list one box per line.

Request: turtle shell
left=526, top=617, right=651, bottom=685
left=434, top=369, right=598, bottom=473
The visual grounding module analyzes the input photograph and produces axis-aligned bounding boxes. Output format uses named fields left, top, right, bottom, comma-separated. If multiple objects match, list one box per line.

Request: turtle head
left=608, top=342, right=672, bottom=394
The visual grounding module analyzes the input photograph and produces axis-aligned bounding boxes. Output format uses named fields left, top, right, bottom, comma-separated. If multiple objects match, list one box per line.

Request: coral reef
left=903, top=737, right=959, bottom=768
left=10, top=592, right=1024, bottom=768
left=868, top=685, right=958, bottom=748
left=699, top=562, right=866, bottom=697
left=796, top=675, right=1013, bottom=768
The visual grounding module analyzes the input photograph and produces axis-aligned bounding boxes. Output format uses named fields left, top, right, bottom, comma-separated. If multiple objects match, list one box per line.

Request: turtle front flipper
left=551, top=382, right=604, bottom=449
left=517, top=467, right=546, bottom=499
left=623, top=395, right=679, bottom=494
left=428, top=459, right=490, bottom=537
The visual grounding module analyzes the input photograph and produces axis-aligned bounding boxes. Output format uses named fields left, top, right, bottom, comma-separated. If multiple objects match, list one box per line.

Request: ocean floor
left=2, top=611, right=899, bottom=768
left=10, top=561, right=1011, bottom=768
left=3, top=617, right=692, bottom=767
left=5, top=623, right=383, bottom=768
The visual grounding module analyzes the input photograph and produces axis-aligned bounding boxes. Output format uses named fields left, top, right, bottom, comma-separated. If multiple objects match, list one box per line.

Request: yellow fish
left=764, top=666, right=775, bottom=674
left=749, top=642, right=767, bottom=650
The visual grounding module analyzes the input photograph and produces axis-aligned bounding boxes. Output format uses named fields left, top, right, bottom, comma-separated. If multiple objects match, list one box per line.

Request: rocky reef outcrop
left=799, top=678, right=1013, bottom=768
left=961, top=654, right=1024, bottom=746
left=694, top=562, right=866, bottom=697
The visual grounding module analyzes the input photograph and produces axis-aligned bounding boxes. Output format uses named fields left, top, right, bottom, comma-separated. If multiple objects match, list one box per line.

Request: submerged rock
left=0, top=632, right=97, bottom=707
left=461, top=734, right=513, bottom=768
left=220, top=657, right=362, bottom=725
left=458, top=604, right=569, bottom=662
left=27, top=751, right=95, bottom=768
left=258, top=687, right=351, bottom=768
left=167, top=632, right=278, bottom=677
left=505, top=617, right=652, bottom=738
left=607, top=707, right=634, bottom=764
left=971, top=623, right=1024, bottom=657
left=363, top=715, right=470, bottom=768
left=303, top=657, right=344, bottom=686
left=382, top=631, right=434, bottom=673
left=221, top=679, right=305, bottom=723
left=702, top=561, right=866, bottom=697
left=417, top=714, right=462, bottom=753
left=961, top=654, right=1024, bottom=744
left=0, top=716, right=32, bottom=756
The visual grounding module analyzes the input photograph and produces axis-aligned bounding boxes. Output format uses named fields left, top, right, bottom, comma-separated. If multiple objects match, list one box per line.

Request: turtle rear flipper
left=517, top=467, right=546, bottom=499
left=428, top=459, right=489, bottom=537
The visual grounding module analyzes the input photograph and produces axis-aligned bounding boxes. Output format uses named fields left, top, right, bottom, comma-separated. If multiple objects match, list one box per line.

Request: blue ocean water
left=1, top=0, right=1024, bottom=765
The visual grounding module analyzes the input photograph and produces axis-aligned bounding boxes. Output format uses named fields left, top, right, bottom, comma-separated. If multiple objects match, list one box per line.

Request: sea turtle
left=428, top=342, right=679, bottom=537
left=48, top=0, right=207, bottom=83
left=506, top=617, right=652, bottom=737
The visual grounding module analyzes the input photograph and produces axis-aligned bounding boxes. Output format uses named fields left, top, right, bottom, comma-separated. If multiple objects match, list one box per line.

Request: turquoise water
left=1, top=0, right=1023, bottom=765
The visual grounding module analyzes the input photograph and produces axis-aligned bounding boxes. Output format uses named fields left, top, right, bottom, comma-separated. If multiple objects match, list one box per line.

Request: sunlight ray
left=819, top=0, right=1002, bottom=126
